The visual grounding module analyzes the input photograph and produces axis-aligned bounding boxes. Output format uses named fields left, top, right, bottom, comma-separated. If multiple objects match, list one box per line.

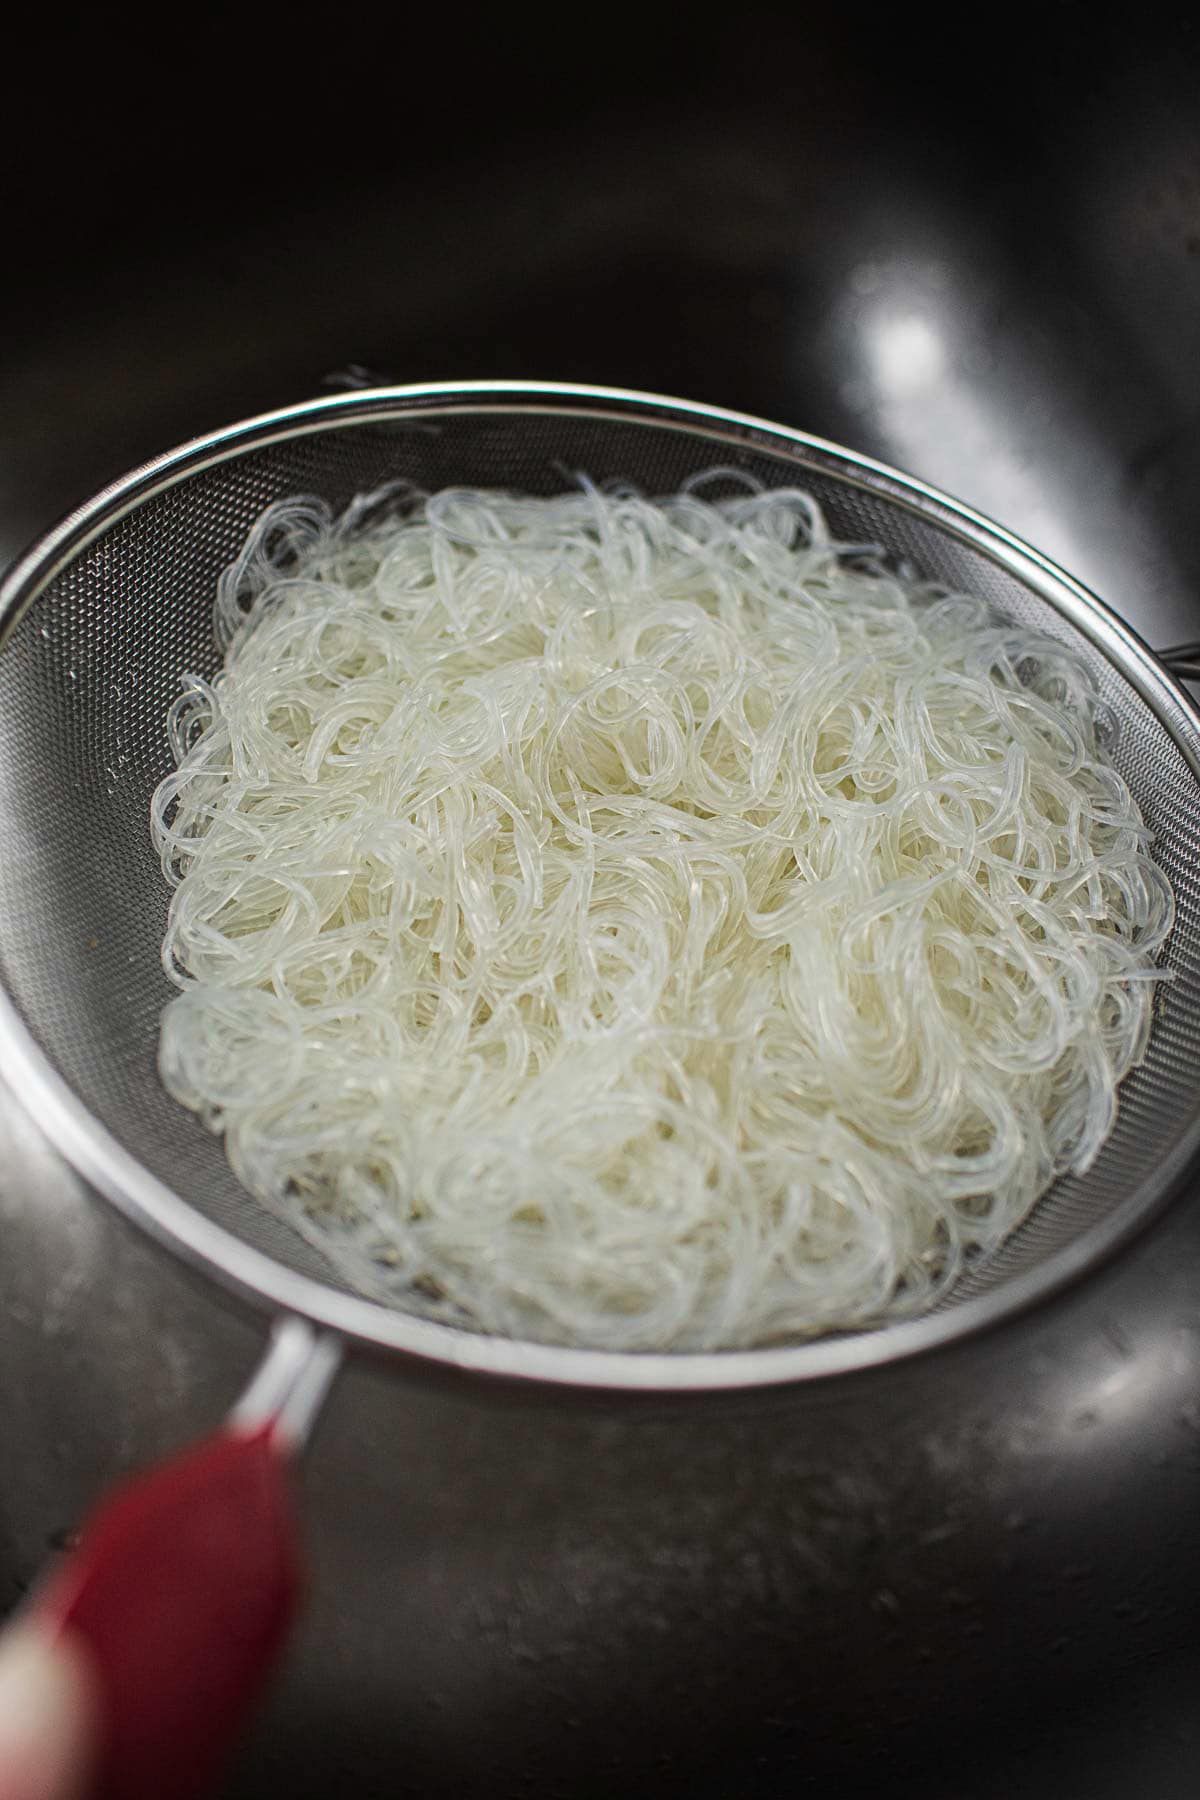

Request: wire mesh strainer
left=3, top=380, right=1200, bottom=1391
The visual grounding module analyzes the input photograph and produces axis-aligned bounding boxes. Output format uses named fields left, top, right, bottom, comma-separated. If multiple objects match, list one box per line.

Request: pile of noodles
left=150, top=477, right=1173, bottom=1350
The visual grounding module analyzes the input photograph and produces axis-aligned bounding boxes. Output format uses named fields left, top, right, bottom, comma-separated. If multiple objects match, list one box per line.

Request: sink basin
left=2, top=13, right=1199, bottom=1797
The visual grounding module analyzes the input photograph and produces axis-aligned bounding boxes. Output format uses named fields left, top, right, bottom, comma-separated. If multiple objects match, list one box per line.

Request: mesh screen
left=2, top=398, right=1199, bottom=1331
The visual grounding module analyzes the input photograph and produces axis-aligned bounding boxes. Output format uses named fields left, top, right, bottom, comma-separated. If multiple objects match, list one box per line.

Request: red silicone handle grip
left=36, top=1427, right=301, bottom=1800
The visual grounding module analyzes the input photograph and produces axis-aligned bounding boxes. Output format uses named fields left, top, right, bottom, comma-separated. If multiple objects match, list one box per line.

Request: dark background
left=6, top=9, right=1200, bottom=650
left=4, top=6, right=1200, bottom=1795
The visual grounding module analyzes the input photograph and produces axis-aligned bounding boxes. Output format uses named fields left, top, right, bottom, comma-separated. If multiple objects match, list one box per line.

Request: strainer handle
left=1158, top=640, right=1200, bottom=682
left=17, top=1320, right=340, bottom=1800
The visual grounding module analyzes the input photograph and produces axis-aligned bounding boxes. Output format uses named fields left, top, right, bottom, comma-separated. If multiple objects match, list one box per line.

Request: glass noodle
left=150, top=477, right=1173, bottom=1349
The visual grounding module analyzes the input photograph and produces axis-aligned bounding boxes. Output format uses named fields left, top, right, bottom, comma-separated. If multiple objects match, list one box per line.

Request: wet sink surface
left=2, top=13, right=1200, bottom=1797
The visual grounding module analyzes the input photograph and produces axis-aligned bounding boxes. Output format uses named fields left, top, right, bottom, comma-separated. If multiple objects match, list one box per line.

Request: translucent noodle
left=150, top=479, right=1174, bottom=1350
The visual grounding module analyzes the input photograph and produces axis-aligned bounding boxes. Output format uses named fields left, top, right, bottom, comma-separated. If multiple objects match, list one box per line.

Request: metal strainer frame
left=3, top=380, right=1200, bottom=1392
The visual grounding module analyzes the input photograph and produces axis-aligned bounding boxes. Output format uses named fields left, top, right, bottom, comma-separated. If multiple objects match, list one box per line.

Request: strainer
left=3, top=383, right=1200, bottom=1795
left=4, top=379, right=1200, bottom=1389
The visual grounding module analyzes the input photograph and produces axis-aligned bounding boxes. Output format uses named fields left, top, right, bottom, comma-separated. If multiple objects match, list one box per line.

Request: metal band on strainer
left=2, top=382, right=1199, bottom=1390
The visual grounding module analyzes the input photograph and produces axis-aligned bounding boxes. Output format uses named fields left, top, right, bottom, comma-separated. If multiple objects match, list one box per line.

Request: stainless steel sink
left=2, top=14, right=1199, bottom=1796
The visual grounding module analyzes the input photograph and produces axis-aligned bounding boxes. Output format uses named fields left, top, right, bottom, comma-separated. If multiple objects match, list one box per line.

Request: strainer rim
left=2, top=378, right=1199, bottom=1392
